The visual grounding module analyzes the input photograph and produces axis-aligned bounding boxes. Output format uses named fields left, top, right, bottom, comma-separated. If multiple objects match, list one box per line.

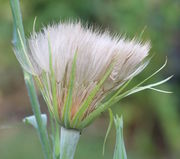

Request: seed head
left=14, top=21, right=150, bottom=129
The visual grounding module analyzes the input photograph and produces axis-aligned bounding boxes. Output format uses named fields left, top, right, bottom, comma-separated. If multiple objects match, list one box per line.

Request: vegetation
left=0, top=0, right=179, bottom=158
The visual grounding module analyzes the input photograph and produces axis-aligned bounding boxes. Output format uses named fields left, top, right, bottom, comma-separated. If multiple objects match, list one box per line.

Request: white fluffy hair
left=15, top=21, right=150, bottom=118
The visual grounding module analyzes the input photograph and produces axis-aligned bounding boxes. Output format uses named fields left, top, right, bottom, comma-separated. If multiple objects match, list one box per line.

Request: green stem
left=54, top=120, right=60, bottom=159
left=10, top=0, right=52, bottom=158
left=60, top=127, right=80, bottom=159
left=24, top=72, right=52, bottom=159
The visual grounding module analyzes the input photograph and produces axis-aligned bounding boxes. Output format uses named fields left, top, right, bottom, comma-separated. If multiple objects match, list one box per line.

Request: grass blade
left=62, top=51, right=77, bottom=128
left=113, top=115, right=127, bottom=159
left=103, top=109, right=113, bottom=155
left=48, top=36, right=59, bottom=122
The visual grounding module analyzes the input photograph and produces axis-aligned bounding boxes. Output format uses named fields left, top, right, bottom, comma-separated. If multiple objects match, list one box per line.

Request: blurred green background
left=0, top=0, right=180, bottom=158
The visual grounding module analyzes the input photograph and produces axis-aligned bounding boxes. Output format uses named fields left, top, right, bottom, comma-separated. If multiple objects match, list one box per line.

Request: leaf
left=148, top=87, right=172, bottom=94
left=103, top=109, right=113, bottom=155
left=72, top=64, right=114, bottom=128
left=47, top=36, right=59, bottom=121
left=78, top=60, right=172, bottom=129
left=23, top=114, right=47, bottom=129
left=13, top=28, right=34, bottom=74
left=113, top=115, right=127, bottom=159
left=62, top=51, right=77, bottom=128
left=134, top=58, right=168, bottom=88
left=125, top=52, right=152, bottom=80
left=33, top=16, right=37, bottom=33
left=78, top=79, right=132, bottom=129
left=122, top=75, right=173, bottom=97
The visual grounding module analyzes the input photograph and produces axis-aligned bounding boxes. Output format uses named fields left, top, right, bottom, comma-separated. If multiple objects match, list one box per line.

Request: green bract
left=113, top=115, right=127, bottom=159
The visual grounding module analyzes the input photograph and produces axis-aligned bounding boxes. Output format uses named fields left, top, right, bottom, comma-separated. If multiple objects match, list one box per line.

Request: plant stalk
left=10, top=0, right=52, bottom=158
left=24, top=72, right=52, bottom=159
left=60, top=127, right=80, bottom=159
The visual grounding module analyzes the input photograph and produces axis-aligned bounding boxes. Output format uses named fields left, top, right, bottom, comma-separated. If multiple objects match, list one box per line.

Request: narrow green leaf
left=78, top=60, right=171, bottom=129
left=123, top=75, right=173, bottom=97
left=33, top=16, right=37, bottom=33
left=103, top=108, right=113, bottom=155
left=23, top=114, right=47, bottom=129
left=105, top=76, right=173, bottom=108
left=125, top=53, right=152, bottom=80
left=17, top=29, right=33, bottom=69
left=134, top=58, right=168, bottom=88
left=35, top=75, right=55, bottom=116
left=113, top=115, right=127, bottom=159
left=62, top=51, right=77, bottom=128
left=47, top=36, right=59, bottom=122
left=72, top=64, right=114, bottom=128
left=148, top=87, right=173, bottom=93
left=138, top=26, right=147, bottom=40
left=78, top=79, right=132, bottom=129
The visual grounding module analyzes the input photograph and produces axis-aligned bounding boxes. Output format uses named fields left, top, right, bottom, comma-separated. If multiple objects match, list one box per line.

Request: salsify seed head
left=14, top=21, right=150, bottom=129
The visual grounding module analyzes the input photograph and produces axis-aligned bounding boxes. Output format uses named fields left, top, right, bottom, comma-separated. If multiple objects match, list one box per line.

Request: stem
left=60, top=127, right=80, bottom=159
left=24, top=72, right=52, bottom=159
left=10, top=0, right=52, bottom=158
